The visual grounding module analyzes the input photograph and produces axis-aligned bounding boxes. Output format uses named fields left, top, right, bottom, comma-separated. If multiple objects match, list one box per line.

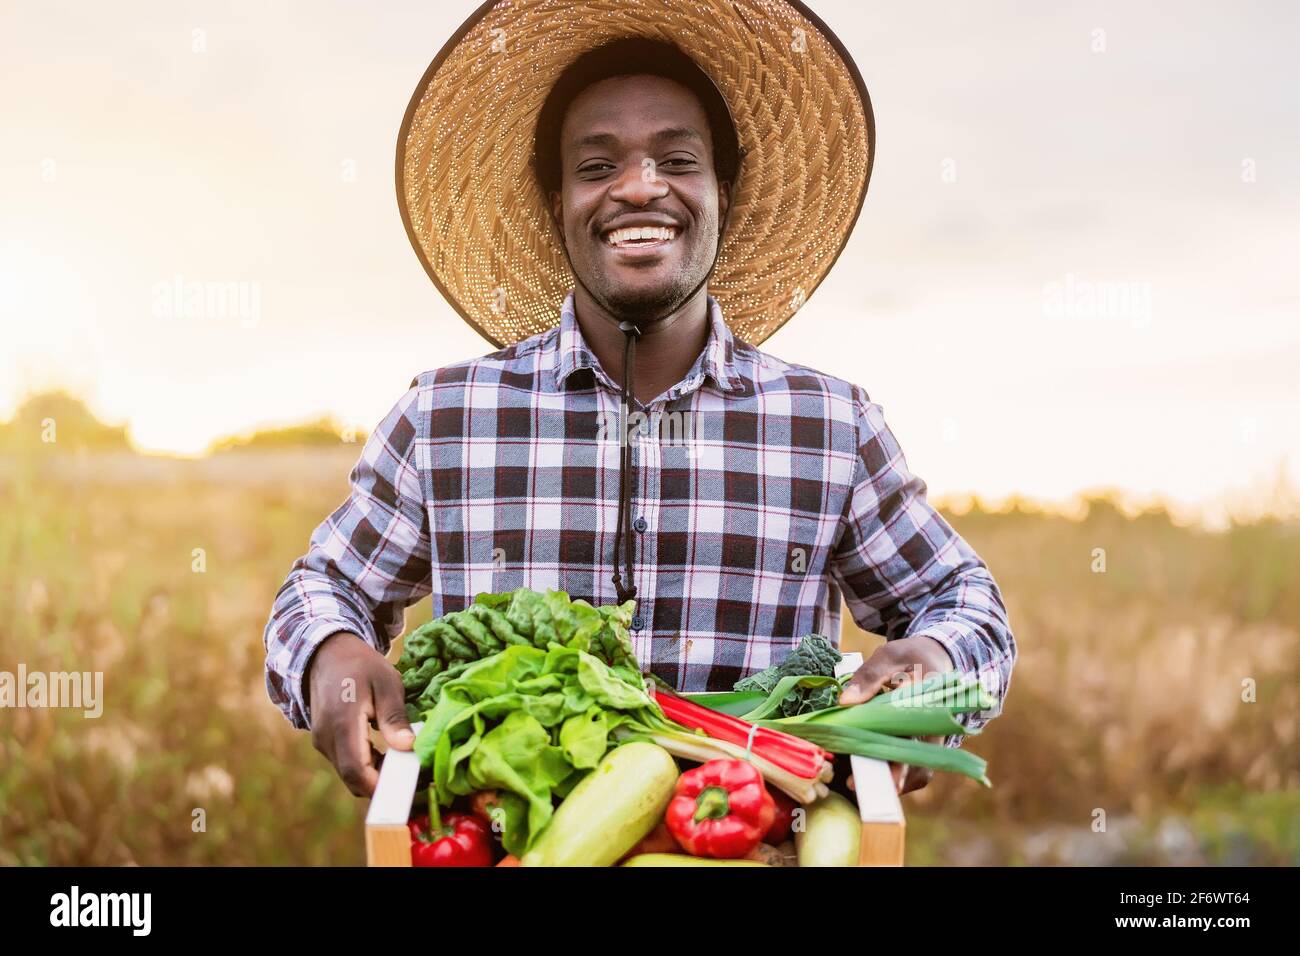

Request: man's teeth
left=605, top=225, right=677, bottom=246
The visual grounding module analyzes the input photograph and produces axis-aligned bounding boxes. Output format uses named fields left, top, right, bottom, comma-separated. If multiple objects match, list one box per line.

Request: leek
left=764, top=722, right=992, bottom=787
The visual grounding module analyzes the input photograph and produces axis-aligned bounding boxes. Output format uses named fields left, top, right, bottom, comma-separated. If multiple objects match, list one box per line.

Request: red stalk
left=654, top=689, right=828, bottom=778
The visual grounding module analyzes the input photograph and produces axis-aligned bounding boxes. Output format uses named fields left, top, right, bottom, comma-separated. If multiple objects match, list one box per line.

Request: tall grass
left=0, top=452, right=373, bottom=865
left=843, top=498, right=1300, bottom=863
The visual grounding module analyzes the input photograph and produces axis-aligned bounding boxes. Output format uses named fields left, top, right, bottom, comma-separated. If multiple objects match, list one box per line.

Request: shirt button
left=632, top=613, right=645, bottom=630
left=633, top=516, right=648, bottom=533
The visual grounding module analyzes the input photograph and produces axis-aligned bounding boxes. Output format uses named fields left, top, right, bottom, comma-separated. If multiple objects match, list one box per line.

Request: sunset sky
left=2, top=0, right=1297, bottom=521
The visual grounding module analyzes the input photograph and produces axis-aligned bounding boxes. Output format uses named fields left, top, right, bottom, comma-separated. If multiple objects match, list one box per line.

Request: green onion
left=872, top=671, right=995, bottom=711
left=687, top=668, right=998, bottom=788
left=794, top=703, right=968, bottom=737
left=679, top=690, right=763, bottom=717
left=762, top=722, right=991, bottom=787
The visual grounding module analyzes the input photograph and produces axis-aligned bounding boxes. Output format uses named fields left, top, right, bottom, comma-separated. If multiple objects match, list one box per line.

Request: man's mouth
left=601, top=224, right=678, bottom=252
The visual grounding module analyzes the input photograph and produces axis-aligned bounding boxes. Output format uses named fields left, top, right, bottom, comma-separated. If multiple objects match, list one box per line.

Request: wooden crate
left=365, top=652, right=904, bottom=866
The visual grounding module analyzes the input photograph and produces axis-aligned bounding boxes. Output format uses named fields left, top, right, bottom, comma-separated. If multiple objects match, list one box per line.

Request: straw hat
left=397, top=0, right=874, bottom=348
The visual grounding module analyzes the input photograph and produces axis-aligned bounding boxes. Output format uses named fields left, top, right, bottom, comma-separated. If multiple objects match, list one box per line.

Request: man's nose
left=609, top=158, right=670, bottom=205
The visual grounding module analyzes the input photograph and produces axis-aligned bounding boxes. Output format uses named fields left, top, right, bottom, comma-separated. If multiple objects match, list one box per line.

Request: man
left=264, top=6, right=1016, bottom=799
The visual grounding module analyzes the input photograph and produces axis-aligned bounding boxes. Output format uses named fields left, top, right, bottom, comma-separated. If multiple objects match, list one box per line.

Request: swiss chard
left=397, top=588, right=640, bottom=720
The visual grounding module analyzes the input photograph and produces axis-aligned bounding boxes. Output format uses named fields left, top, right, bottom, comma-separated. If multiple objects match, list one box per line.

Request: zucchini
left=521, top=742, right=677, bottom=867
left=621, top=853, right=769, bottom=867
left=795, top=791, right=862, bottom=867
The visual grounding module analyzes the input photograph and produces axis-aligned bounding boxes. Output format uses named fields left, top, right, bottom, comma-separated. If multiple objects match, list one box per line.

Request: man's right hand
left=306, top=631, right=415, bottom=797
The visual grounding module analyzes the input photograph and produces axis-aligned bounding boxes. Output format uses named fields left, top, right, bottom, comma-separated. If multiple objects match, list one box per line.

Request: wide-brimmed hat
left=397, top=0, right=874, bottom=348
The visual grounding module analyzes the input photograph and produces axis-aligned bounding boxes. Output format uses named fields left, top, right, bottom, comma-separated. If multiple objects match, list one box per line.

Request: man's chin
left=596, top=277, right=696, bottom=323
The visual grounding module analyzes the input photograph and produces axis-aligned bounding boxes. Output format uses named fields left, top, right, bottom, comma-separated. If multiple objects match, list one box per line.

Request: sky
left=2, top=0, right=1297, bottom=522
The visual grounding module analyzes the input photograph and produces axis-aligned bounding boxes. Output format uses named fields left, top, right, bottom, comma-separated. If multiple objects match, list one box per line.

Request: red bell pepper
left=408, top=812, right=493, bottom=867
left=764, top=789, right=799, bottom=844
left=665, top=759, right=777, bottom=859
left=468, top=789, right=504, bottom=828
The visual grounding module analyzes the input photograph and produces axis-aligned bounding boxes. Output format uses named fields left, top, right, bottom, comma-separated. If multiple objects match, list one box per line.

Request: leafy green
left=737, top=674, right=846, bottom=721
left=733, top=634, right=844, bottom=716
left=396, top=588, right=640, bottom=720
left=469, top=711, right=574, bottom=845
left=412, top=638, right=665, bottom=856
left=558, top=707, right=608, bottom=769
left=679, top=690, right=766, bottom=717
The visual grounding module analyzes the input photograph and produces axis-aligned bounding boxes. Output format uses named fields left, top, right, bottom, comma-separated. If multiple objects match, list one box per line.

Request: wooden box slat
left=364, top=721, right=423, bottom=868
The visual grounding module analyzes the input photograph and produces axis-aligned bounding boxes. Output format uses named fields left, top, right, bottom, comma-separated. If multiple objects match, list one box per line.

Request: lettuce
left=412, top=629, right=659, bottom=856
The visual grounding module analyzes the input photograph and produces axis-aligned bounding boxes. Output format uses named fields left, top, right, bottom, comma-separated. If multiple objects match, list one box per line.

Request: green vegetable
left=737, top=674, right=846, bottom=721
left=733, top=634, right=843, bottom=716
left=744, top=672, right=997, bottom=785
left=558, top=707, right=608, bottom=769
left=689, top=669, right=997, bottom=786
left=521, top=742, right=678, bottom=867
left=414, top=639, right=666, bottom=855
left=781, top=670, right=994, bottom=726
left=765, top=722, right=991, bottom=786
left=796, top=792, right=862, bottom=867
left=679, top=690, right=765, bottom=717
left=761, top=671, right=994, bottom=737
left=806, top=703, right=967, bottom=737
left=621, top=853, right=769, bottom=867
left=396, top=588, right=640, bottom=720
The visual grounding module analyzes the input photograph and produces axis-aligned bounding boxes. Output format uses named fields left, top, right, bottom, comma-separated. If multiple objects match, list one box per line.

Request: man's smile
left=598, top=217, right=682, bottom=261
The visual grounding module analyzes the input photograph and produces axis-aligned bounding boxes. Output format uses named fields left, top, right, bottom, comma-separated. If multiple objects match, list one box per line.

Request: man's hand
left=839, top=634, right=955, bottom=796
left=306, top=631, right=414, bottom=797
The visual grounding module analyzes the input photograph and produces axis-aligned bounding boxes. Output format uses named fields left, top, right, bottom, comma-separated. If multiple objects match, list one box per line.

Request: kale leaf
left=734, top=634, right=843, bottom=716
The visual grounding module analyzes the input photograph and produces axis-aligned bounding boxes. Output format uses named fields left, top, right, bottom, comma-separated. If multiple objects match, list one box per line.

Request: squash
left=521, top=742, right=677, bottom=867
left=795, top=791, right=861, bottom=866
left=622, top=853, right=768, bottom=867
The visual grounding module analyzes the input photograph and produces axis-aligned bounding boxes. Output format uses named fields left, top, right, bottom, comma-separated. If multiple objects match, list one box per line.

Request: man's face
left=550, top=74, right=731, bottom=323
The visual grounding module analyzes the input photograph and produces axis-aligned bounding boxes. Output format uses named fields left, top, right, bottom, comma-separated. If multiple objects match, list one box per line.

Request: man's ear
left=548, top=190, right=564, bottom=237
left=717, top=179, right=733, bottom=235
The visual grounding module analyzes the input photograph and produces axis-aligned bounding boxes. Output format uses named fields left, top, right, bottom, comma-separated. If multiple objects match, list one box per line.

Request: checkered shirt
left=264, top=291, right=1016, bottom=746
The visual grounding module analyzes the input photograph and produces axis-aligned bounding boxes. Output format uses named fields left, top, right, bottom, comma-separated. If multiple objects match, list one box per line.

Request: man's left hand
left=839, top=634, right=955, bottom=795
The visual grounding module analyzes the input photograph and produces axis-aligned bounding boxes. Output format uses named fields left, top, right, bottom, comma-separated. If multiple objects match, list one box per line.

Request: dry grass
left=845, top=500, right=1300, bottom=863
left=2, top=451, right=1296, bottom=865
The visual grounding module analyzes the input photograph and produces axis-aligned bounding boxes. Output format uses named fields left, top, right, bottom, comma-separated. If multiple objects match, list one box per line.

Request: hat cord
left=553, top=205, right=730, bottom=615
left=611, top=320, right=641, bottom=605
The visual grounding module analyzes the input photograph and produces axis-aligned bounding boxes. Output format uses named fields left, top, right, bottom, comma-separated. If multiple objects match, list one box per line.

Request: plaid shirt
left=264, top=291, right=1016, bottom=745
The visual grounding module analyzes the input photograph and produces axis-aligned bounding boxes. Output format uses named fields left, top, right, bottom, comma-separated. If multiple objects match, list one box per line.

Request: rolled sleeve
left=263, top=383, right=433, bottom=729
left=830, top=392, right=1017, bottom=747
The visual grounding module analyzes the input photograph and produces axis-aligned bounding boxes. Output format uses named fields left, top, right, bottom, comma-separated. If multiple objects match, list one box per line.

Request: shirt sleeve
left=829, top=390, right=1017, bottom=747
left=262, top=383, right=433, bottom=729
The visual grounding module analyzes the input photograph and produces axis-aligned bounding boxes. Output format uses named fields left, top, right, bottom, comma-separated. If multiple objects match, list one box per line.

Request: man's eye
left=578, top=163, right=614, bottom=174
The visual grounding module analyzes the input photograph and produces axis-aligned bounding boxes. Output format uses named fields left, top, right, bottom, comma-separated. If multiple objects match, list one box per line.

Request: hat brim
left=397, top=0, right=874, bottom=348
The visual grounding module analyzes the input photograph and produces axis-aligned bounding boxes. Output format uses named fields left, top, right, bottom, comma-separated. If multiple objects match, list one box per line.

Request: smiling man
left=264, top=6, right=1016, bottom=799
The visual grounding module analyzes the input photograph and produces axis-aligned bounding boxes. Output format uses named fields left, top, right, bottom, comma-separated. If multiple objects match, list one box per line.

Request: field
left=1, top=448, right=1297, bottom=866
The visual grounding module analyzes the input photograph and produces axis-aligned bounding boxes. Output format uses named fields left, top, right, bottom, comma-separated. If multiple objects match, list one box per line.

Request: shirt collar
left=551, top=290, right=746, bottom=397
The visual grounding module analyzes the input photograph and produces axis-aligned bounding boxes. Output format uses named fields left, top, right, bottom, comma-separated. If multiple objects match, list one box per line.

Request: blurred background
left=2, top=0, right=1297, bottom=865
